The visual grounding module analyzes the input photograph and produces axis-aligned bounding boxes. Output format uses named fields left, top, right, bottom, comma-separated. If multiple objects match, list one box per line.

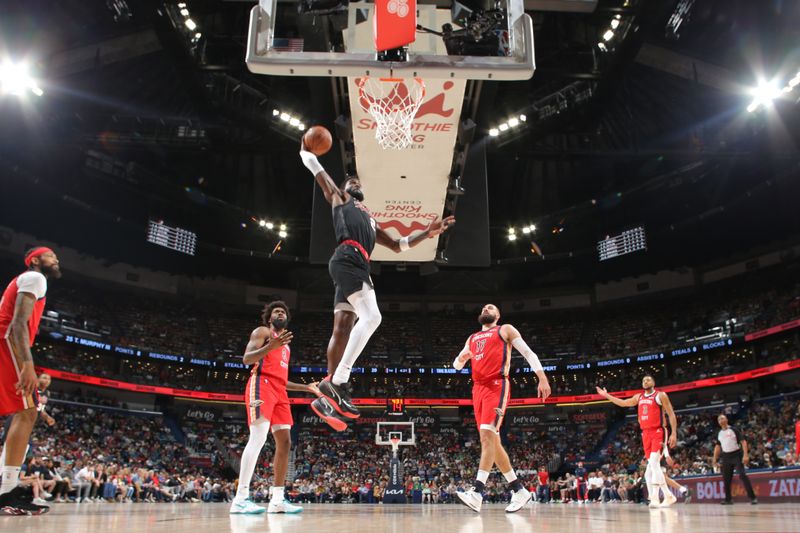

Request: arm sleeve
left=511, top=337, right=543, bottom=372
left=16, top=271, right=47, bottom=299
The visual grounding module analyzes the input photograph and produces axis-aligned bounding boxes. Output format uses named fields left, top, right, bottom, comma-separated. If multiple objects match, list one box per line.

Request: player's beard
left=40, top=263, right=62, bottom=279
left=271, top=318, right=287, bottom=330
left=346, top=187, right=364, bottom=202
left=478, top=313, right=495, bottom=325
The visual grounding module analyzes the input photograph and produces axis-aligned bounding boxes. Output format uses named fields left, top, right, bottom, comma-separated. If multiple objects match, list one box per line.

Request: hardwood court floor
left=2, top=502, right=799, bottom=533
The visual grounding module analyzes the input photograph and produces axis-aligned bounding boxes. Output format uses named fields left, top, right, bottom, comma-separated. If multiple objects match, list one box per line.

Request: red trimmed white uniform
left=0, top=271, right=47, bottom=416
left=638, top=389, right=666, bottom=456
left=243, top=330, right=292, bottom=427
left=468, top=325, right=512, bottom=432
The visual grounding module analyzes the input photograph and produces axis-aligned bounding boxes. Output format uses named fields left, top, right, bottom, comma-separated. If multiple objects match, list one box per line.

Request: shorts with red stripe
left=472, top=377, right=510, bottom=433
left=244, top=374, right=292, bottom=427
left=0, top=339, right=39, bottom=416
left=641, top=426, right=666, bottom=456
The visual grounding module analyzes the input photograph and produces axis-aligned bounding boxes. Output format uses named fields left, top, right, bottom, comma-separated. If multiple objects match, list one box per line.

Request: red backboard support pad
left=373, top=0, right=417, bottom=52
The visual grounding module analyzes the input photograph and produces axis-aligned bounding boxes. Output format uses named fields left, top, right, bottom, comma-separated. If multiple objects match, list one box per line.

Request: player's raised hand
left=538, top=377, right=551, bottom=401
left=427, top=216, right=456, bottom=238
left=265, top=330, right=293, bottom=352
left=307, top=381, right=323, bottom=397
left=595, top=386, right=608, bottom=397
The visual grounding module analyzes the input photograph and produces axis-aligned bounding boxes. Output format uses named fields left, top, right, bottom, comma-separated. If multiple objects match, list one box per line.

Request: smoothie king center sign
left=348, top=77, right=466, bottom=262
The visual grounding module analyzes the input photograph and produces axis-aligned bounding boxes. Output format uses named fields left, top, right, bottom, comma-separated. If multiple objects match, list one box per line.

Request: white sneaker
left=505, top=488, right=532, bottom=513
left=230, top=498, right=266, bottom=514
left=267, top=498, right=303, bottom=514
left=659, top=490, right=677, bottom=507
left=33, top=497, right=50, bottom=506
left=456, top=490, right=483, bottom=513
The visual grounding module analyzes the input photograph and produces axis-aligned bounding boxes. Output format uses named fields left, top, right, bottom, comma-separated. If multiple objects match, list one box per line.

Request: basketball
left=303, top=126, right=333, bottom=156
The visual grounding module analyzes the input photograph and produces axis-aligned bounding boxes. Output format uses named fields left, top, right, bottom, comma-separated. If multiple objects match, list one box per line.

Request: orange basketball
left=303, top=126, right=333, bottom=156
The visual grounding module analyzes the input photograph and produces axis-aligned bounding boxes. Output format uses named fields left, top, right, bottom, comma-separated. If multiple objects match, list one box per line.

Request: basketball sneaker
left=318, top=378, right=360, bottom=419
left=505, top=488, right=532, bottom=513
left=229, top=498, right=266, bottom=514
left=267, top=498, right=303, bottom=514
left=456, top=490, right=483, bottom=512
left=0, top=487, right=50, bottom=516
left=659, top=488, right=677, bottom=507
left=310, top=397, right=348, bottom=431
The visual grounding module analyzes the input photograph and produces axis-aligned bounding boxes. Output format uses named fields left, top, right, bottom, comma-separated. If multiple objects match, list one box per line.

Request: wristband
left=399, top=236, right=410, bottom=251
left=299, top=150, right=324, bottom=176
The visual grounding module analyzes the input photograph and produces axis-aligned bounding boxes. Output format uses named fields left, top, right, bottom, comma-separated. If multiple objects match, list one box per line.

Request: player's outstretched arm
left=595, top=387, right=639, bottom=407
left=452, top=340, right=473, bottom=370
left=375, top=216, right=456, bottom=253
left=660, top=391, right=678, bottom=448
left=242, top=327, right=293, bottom=365
left=299, top=140, right=345, bottom=206
left=500, top=324, right=551, bottom=400
left=286, top=380, right=323, bottom=396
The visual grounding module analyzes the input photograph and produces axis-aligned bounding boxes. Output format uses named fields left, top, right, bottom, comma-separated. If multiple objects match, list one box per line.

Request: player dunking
left=596, top=375, right=678, bottom=508
left=0, top=247, right=61, bottom=515
left=452, top=304, right=551, bottom=513
left=299, top=143, right=455, bottom=428
left=230, top=301, right=321, bottom=514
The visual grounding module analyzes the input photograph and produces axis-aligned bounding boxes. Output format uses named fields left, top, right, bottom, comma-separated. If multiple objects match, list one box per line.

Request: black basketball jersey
left=332, top=198, right=376, bottom=255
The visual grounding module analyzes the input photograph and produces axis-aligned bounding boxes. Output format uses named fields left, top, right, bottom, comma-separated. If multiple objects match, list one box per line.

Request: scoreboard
left=147, top=219, right=197, bottom=256
left=597, top=226, right=646, bottom=261
left=387, top=398, right=406, bottom=416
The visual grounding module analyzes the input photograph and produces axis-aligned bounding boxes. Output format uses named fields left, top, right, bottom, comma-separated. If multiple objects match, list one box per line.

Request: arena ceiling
left=0, top=0, right=798, bottom=292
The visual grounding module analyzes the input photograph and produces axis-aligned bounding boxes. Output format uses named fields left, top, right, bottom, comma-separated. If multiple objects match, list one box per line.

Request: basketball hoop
left=390, top=436, right=401, bottom=453
left=357, top=77, right=425, bottom=150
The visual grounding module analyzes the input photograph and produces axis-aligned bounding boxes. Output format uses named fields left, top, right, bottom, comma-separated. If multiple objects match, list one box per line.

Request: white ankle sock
left=502, top=470, right=518, bottom=483
left=477, top=470, right=489, bottom=484
left=271, top=486, right=285, bottom=502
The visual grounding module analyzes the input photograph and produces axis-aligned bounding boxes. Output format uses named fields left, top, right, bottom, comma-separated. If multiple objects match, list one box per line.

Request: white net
left=357, top=77, right=426, bottom=150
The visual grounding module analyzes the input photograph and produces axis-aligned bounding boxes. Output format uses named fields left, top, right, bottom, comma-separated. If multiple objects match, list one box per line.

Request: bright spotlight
left=597, top=42, right=608, bottom=52
left=508, top=117, right=520, bottom=127
left=272, top=109, right=280, bottom=116
left=278, top=230, right=288, bottom=238
left=280, top=112, right=290, bottom=122
left=522, top=227, right=531, bottom=235
left=610, top=18, right=620, bottom=29
left=519, top=114, right=526, bottom=122
left=185, top=18, right=197, bottom=30
left=508, top=227, right=515, bottom=235
left=289, top=117, right=299, bottom=126
left=265, top=222, right=274, bottom=230
left=529, top=224, right=536, bottom=232
left=298, top=123, right=306, bottom=130
left=279, top=223, right=287, bottom=231
left=603, top=29, right=615, bottom=41
left=498, top=123, right=509, bottom=132
left=180, top=8, right=189, bottom=16
left=0, top=61, right=36, bottom=96
left=508, top=234, right=517, bottom=241
left=259, top=219, right=267, bottom=227
left=194, top=33, right=202, bottom=39
left=489, top=128, right=499, bottom=137
left=747, top=80, right=782, bottom=112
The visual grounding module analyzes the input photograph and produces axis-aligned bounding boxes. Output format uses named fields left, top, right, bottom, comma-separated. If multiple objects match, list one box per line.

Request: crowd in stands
left=1, top=384, right=798, bottom=506
left=8, top=255, right=793, bottom=371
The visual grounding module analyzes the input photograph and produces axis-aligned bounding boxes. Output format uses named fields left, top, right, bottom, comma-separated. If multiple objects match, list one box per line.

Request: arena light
left=747, top=79, right=781, bottom=113
left=194, top=32, right=202, bottom=40
left=498, top=123, right=509, bottom=132
left=273, top=109, right=279, bottom=116
left=508, top=234, right=517, bottom=241
left=522, top=226, right=531, bottom=234
left=489, top=128, right=499, bottom=137
left=289, top=117, right=299, bottom=126
left=508, top=227, right=515, bottom=235
left=298, top=123, right=306, bottom=131
left=280, top=112, right=290, bottom=122
left=185, top=18, right=197, bottom=30
left=519, top=114, right=526, bottom=122
left=265, top=222, right=274, bottom=230
left=597, top=42, right=608, bottom=52
left=258, top=219, right=267, bottom=227
left=610, top=17, right=620, bottom=29
left=0, top=61, right=43, bottom=97
left=279, top=223, right=287, bottom=231
left=603, top=29, right=615, bottom=41
left=180, top=8, right=189, bottom=16
left=278, top=230, right=288, bottom=238
left=508, top=117, right=520, bottom=127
